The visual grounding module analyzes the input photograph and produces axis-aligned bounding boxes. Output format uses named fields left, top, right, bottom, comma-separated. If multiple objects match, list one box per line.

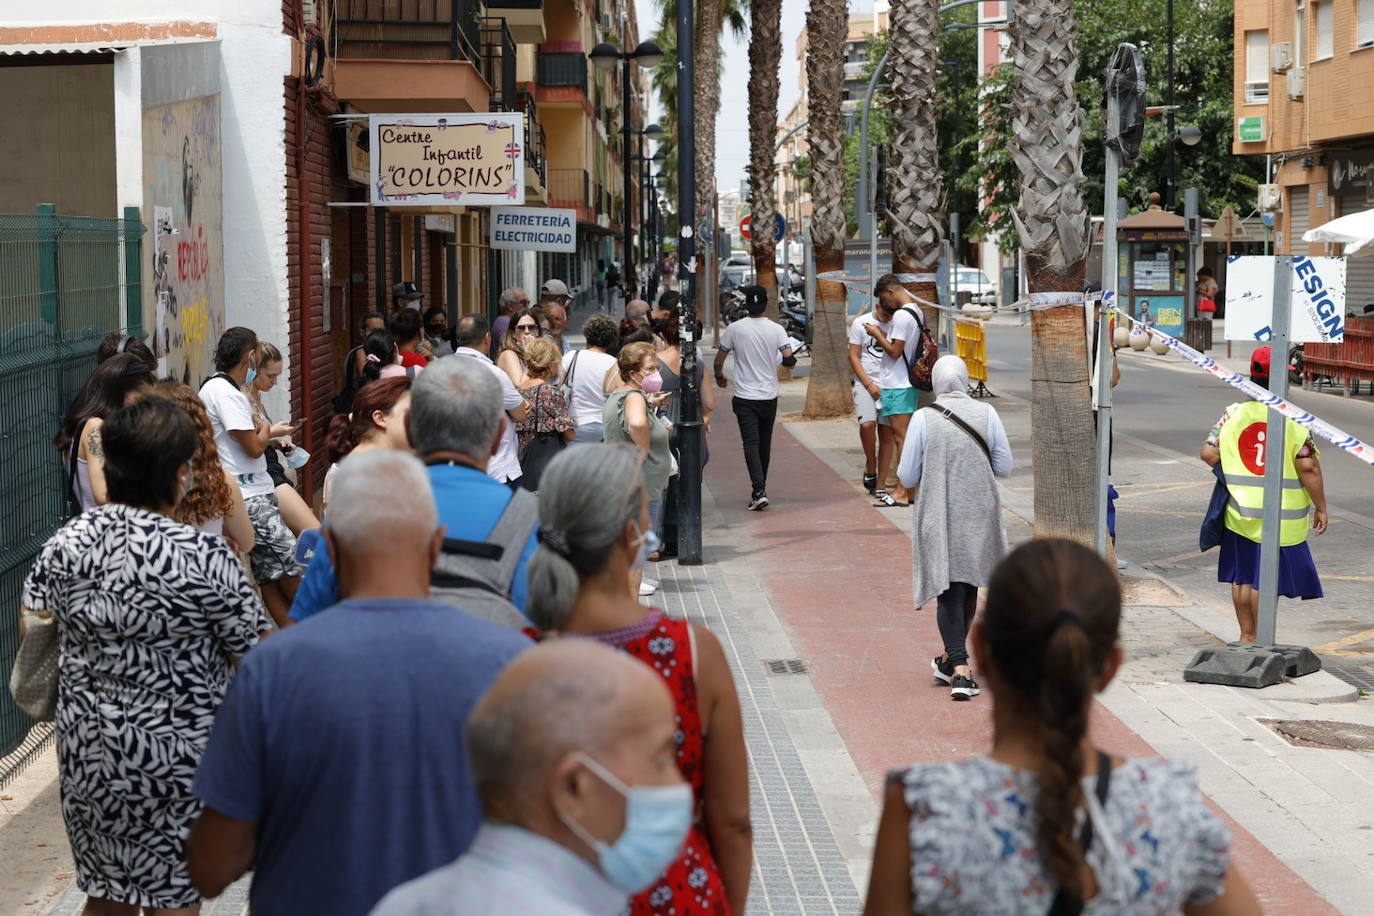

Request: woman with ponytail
left=527, top=444, right=752, bottom=916
left=864, top=538, right=1258, bottom=916
left=361, top=328, right=420, bottom=382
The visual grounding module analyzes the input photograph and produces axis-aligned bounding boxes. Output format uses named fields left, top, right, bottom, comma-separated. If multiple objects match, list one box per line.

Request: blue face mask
left=629, top=521, right=662, bottom=573
left=245, top=366, right=258, bottom=386
left=558, top=752, right=693, bottom=894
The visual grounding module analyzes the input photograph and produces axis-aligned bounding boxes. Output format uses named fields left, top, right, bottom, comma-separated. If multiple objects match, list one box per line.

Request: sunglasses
left=515, top=323, right=538, bottom=331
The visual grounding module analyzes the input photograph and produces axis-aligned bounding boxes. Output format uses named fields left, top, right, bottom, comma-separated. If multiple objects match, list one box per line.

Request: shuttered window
left=1359, top=0, right=1374, bottom=48
left=1246, top=31, right=1270, bottom=102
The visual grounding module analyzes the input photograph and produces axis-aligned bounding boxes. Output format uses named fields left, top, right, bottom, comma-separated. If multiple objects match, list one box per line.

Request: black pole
left=622, top=55, right=634, bottom=298
left=1166, top=0, right=1175, bottom=210
left=676, top=0, right=702, bottom=565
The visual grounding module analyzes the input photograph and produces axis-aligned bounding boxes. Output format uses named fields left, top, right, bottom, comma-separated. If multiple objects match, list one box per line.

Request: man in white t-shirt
left=454, top=315, right=530, bottom=486
left=865, top=275, right=931, bottom=507
left=200, top=326, right=302, bottom=626
left=714, top=286, right=794, bottom=510
left=848, top=308, right=892, bottom=496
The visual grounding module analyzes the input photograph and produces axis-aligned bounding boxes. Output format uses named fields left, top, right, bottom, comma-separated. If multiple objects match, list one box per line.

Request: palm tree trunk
left=748, top=0, right=783, bottom=321
left=802, top=0, right=852, bottom=419
left=694, top=0, right=722, bottom=301
left=887, top=0, right=945, bottom=325
left=1009, top=0, right=1095, bottom=542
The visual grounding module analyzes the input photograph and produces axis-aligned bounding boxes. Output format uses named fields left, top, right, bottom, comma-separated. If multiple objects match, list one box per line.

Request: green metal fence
left=0, top=205, right=143, bottom=787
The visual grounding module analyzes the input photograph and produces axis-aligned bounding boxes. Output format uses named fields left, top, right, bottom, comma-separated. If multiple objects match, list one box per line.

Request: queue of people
left=14, top=275, right=1267, bottom=916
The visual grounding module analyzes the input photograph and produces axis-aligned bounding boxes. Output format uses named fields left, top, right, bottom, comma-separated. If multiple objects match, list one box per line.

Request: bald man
left=625, top=298, right=650, bottom=327
left=188, top=451, right=530, bottom=916
left=372, top=641, right=692, bottom=916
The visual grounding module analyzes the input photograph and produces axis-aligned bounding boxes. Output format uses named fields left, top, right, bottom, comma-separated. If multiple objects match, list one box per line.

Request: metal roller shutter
left=1287, top=188, right=1310, bottom=252
left=1346, top=256, right=1374, bottom=313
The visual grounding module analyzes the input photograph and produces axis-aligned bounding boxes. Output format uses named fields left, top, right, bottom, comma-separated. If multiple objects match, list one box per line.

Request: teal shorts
left=879, top=387, right=918, bottom=416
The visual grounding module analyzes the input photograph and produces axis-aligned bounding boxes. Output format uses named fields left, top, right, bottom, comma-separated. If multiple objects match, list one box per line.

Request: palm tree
left=887, top=0, right=945, bottom=321
left=802, top=0, right=852, bottom=419
left=1009, top=0, right=1095, bottom=541
left=747, top=0, right=783, bottom=319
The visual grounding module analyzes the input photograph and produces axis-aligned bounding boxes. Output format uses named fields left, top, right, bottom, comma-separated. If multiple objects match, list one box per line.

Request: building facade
left=1233, top=0, right=1374, bottom=306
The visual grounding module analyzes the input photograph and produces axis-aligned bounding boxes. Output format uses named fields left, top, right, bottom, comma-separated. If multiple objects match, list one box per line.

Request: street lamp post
left=674, top=0, right=703, bottom=565
left=590, top=40, right=662, bottom=300
left=630, top=141, right=666, bottom=297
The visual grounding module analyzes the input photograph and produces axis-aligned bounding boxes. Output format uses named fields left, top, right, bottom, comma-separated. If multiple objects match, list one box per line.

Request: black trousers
left=936, top=582, right=980, bottom=668
left=732, top=396, right=778, bottom=499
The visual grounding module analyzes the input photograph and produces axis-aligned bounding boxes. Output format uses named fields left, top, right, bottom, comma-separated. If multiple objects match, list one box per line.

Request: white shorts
left=853, top=380, right=889, bottom=426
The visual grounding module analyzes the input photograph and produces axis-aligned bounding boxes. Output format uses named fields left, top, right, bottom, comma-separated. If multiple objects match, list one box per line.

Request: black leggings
left=937, top=582, right=979, bottom=669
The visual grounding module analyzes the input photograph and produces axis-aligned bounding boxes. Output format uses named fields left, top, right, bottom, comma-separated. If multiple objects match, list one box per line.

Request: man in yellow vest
left=1201, top=399, right=1328, bottom=642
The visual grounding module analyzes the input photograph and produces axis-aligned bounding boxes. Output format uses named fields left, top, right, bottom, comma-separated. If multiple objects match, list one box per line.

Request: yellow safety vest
left=1218, top=400, right=1312, bottom=546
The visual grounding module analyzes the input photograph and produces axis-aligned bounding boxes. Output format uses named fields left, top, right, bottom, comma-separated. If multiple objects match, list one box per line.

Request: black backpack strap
left=1046, top=751, right=1113, bottom=916
left=430, top=571, right=505, bottom=594
left=441, top=537, right=504, bottom=562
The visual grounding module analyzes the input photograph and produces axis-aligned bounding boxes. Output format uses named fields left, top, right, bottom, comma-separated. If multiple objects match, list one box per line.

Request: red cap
left=1250, top=345, right=1297, bottom=379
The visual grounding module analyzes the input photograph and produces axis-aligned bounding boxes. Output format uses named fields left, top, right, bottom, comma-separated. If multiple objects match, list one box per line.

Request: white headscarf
left=931, top=354, right=971, bottom=398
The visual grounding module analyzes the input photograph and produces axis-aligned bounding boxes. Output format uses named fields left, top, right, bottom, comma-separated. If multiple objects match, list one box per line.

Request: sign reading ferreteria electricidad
left=490, top=207, right=577, bottom=253
left=369, top=113, right=525, bottom=205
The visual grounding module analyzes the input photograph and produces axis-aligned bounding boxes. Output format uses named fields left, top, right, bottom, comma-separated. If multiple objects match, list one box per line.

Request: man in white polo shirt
left=714, top=286, right=794, bottom=510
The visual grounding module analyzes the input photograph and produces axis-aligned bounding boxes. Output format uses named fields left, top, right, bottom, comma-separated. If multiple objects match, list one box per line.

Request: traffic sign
left=740, top=213, right=786, bottom=243
left=1213, top=206, right=1248, bottom=241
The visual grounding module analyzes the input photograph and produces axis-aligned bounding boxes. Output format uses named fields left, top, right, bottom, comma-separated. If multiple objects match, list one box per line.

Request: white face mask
left=628, top=520, right=661, bottom=573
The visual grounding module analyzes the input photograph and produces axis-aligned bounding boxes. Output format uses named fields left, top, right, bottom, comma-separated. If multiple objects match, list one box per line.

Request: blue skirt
left=1217, top=528, right=1323, bottom=599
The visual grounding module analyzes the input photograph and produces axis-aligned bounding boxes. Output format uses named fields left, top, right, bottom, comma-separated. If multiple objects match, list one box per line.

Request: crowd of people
left=10, top=276, right=1266, bottom=916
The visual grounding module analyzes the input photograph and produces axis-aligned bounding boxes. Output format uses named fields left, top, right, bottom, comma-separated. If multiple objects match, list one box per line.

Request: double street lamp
left=590, top=39, right=663, bottom=297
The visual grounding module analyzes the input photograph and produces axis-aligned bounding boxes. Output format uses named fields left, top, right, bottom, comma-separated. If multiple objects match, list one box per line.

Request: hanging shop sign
left=1224, top=255, right=1346, bottom=343
left=489, top=207, right=577, bottom=253
left=369, top=113, right=524, bottom=206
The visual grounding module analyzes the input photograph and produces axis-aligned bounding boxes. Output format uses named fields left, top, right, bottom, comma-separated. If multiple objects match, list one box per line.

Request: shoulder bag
left=9, top=608, right=59, bottom=721
left=559, top=350, right=581, bottom=404
left=1046, top=751, right=1113, bottom=916
left=898, top=306, right=939, bottom=392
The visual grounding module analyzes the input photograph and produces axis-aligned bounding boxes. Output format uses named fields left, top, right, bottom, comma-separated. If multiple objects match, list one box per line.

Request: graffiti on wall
left=142, top=95, right=224, bottom=385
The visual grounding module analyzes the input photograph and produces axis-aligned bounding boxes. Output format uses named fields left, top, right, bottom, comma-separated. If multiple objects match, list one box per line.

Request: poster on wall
left=142, top=95, right=225, bottom=385
left=1225, top=255, right=1346, bottom=342
left=369, top=114, right=525, bottom=205
left=490, top=207, right=576, bottom=253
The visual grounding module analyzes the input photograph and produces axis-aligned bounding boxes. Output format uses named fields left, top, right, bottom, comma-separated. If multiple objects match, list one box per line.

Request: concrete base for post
left=1183, top=643, right=1323, bottom=688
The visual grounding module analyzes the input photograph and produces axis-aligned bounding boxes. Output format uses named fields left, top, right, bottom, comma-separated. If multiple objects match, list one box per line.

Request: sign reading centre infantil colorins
left=369, top=114, right=525, bottom=206
left=490, top=207, right=576, bottom=253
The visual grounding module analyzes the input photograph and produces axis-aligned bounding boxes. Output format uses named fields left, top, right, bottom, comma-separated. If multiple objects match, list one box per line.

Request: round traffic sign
left=739, top=213, right=787, bottom=243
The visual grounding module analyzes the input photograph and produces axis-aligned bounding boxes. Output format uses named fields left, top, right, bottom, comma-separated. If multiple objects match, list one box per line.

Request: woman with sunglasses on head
left=863, top=538, right=1259, bottom=916
left=54, top=353, right=155, bottom=512
left=246, top=341, right=320, bottom=537
left=497, top=306, right=544, bottom=387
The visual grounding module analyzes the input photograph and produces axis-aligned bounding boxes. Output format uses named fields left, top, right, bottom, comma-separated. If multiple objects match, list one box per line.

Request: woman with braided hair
left=864, top=538, right=1258, bottom=915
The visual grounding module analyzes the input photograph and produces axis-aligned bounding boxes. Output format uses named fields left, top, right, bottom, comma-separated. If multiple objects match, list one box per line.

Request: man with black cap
left=714, top=286, right=794, bottom=510
left=393, top=281, right=424, bottom=312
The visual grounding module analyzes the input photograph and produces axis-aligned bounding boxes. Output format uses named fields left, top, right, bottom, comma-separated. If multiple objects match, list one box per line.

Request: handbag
left=898, top=307, right=939, bottom=391
left=1199, top=464, right=1229, bottom=552
left=1198, top=297, right=1217, bottom=314
left=9, top=608, right=59, bottom=721
left=559, top=350, right=581, bottom=404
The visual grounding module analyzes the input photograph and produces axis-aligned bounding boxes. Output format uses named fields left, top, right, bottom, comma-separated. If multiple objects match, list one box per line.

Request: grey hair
left=526, top=444, right=645, bottom=631
left=499, top=287, right=525, bottom=310
left=466, top=641, right=628, bottom=806
left=409, top=356, right=503, bottom=460
left=326, top=450, right=436, bottom=553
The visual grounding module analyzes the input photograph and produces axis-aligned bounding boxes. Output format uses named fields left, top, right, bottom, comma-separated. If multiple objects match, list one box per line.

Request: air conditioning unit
left=1271, top=42, right=1294, bottom=72
left=1287, top=67, right=1305, bottom=99
left=599, top=11, right=614, bottom=32
left=1258, top=183, right=1282, bottom=212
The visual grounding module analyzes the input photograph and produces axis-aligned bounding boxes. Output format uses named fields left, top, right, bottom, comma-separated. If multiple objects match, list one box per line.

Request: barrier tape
left=1108, top=306, right=1374, bottom=467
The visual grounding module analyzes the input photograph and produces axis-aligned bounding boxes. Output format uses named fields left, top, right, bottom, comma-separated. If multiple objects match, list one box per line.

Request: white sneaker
left=639, top=579, right=659, bottom=597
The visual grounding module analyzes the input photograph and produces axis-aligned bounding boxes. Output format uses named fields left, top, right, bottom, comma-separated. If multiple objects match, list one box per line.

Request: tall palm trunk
left=694, top=0, right=723, bottom=301
left=747, top=0, right=783, bottom=320
left=802, top=0, right=852, bottom=418
left=887, top=0, right=945, bottom=324
left=1009, top=0, right=1095, bottom=542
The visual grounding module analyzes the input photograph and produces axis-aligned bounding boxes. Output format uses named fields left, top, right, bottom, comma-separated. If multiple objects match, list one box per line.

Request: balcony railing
left=548, top=168, right=590, bottom=207
left=516, top=90, right=548, bottom=188
left=337, top=0, right=483, bottom=64
left=538, top=52, right=588, bottom=91
left=480, top=18, right=516, bottom=109
left=486, top=0, right=542, bottom=7
left=1244, top=81, right=1270, bottom=104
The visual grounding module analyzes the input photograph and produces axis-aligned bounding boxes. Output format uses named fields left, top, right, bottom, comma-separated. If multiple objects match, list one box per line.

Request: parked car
left=719, top=254, right=753, bottom=290
left=955, top=267, right=997, bottom=308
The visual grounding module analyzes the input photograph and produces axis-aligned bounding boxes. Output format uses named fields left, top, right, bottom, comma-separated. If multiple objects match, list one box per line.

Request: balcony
left=516, top=90, right=549, bottom=204
left=548, top=167, right=594, bottom=223
left=334, top=0, right=491, bottom=113
left=538, top=51, right=588, bottom=91
left=485, top=0, right=544, bottom=44
left=480, top=18, right=516, bottom=110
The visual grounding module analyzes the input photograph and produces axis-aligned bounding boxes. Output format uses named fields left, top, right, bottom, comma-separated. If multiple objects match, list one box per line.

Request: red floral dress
left=585, top=609, right=730, bottom=915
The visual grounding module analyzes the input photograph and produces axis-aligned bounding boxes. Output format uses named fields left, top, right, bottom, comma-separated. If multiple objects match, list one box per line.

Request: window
left=1245, top=30, right=1270, bottom=102
left=1315, top=1, right=1333, bottom=58
left=1360, top=0, right=1374, bottom=48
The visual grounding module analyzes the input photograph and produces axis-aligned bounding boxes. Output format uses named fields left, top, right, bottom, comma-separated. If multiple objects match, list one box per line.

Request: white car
left=955, top=267, right=996, bottom=309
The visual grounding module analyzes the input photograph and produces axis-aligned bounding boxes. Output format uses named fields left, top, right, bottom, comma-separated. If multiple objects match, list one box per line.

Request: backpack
left=429, top=486, right=539, bottom=631
left=898, top=306, right=939, bottom=392
left=333, top=347, right=363, bottom=414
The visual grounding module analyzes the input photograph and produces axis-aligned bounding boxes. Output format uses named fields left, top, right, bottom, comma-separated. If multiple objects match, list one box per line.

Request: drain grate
left=763, top=658, right=809, bottom=676
left=1324, top=660, right=1374, bottom=692
left=1260, top=718, right=1374, bottom=752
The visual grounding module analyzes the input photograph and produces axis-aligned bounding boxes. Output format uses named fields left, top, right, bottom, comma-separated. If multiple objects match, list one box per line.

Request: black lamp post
left=673, top=0, right=702, bottom=565
left=630, top=138, right=666, bottom=296
left=590, top=39, right=663, bottom=299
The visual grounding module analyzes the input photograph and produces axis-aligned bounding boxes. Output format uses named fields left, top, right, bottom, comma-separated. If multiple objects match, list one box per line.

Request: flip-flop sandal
left=872, top=490, right=909, bottom=508
left=863, top=472, right=878, bottom=494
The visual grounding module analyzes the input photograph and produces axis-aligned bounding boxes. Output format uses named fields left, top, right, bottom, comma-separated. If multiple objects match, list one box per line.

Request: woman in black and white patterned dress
left=21, top=397, right=266, bottom=914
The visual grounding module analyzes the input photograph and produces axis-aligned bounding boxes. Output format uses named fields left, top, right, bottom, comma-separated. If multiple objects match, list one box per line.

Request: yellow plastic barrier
left=955, top=320, right=988, bottom=382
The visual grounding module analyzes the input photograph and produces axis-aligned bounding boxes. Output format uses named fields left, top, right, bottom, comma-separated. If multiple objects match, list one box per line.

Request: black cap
left=392, top=281, right=423, bottom=301
left=742, top=285, right=768, bottom=314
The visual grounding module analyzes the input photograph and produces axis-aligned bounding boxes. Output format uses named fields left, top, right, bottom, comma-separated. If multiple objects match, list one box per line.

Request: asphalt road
left=981, top=321, right=1374, bottom=655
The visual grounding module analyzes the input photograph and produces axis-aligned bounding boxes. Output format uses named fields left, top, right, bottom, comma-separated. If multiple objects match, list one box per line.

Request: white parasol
left=1303, top=207, right=1374, bottom=256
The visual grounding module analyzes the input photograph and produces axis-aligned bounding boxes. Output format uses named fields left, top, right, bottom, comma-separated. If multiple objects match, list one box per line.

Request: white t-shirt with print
left=720, top=316, right=790, bottom=401
left=878, top=306, right=925, bottom=391
left=564, top=349, right=619, bottom=427
left=456, top=348, right=524, bottom=483
left=848, top=310, right=887, bottom=382
left=198, top=375, right=273, bottom=497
